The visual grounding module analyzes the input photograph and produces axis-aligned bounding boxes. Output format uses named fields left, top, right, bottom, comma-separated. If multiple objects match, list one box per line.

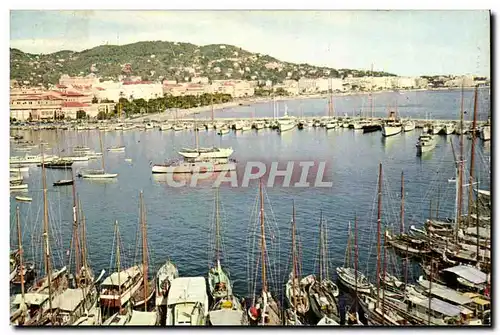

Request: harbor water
left=9, top=89, right=491, bottom=299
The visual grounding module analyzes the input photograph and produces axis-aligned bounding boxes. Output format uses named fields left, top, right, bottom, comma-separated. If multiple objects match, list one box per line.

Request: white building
left=93, top=81, right=163, bottom=101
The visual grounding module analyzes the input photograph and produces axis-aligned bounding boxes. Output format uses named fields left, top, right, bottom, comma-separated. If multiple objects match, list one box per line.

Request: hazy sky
left=10, top=10, right=490, bottom=76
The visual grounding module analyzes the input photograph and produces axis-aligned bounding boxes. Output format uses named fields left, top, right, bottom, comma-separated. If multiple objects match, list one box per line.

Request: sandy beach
left=133, top=87, right=473, bottom=122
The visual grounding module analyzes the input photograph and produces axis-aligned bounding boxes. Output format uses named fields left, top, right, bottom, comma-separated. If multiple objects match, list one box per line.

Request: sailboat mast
left=376, top=162, right=382, bottom=307
left=215, top=188, right=221, bottom=267
left=456, top=84, right=465, bottom=243
left=259, top=180, right=268, bottom=293
left=400, top=171, right=405, bottom=234
left=467, top=86, right=479, bottom=225
left=354, top=215, right=359, bottom=311
left=291, top=202, right=298, bottom=312
left=99, top=132, right=105, bottom=171
left=382, top=229, right=387, bottom=324
left=371, top=64, right=374, bottom=119
left=194, top=113, right=199, bottom=150
left=318, top=212, right=324, bottom=281
left=41, top=145, right=54, bottom=319
left=115, top=220, right=122, bottom=311
left=211, top=96, right=214, bottom=123
left=16, top=206, right=26, bottom=302
left=140, top=192, right=149, bottom=312
left=71, top=172, right=81, bottom=275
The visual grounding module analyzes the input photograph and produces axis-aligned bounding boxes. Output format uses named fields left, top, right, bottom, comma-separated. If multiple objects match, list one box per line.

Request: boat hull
left=382, top=125, right=402, bottom=137
left=152, top=162, right=236, bottom=174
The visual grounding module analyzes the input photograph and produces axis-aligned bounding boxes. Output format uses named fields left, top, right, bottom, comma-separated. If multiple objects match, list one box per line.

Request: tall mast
left=215, top=188, right=221, bottom=268
left=318, top=211, right=324, bottom=282
left=259, top=179, right=267, bottom=294
left=41, top=145, right=54, bottom=321
left=115, top=220, right=122, bottom=313
left=370, top=64, right=374, bottom=119
left=376, top=162, right=382, bottom=307
left=456, top=83, right=465, bottom=243
left=354, top=215, right=359, bottom=314
left=467, top=86, right=479, bottom=226
left=194, top=112, right=199, bottom=150
left=140, top=191, right=149, bottom=312
left=70, top=169, right=80, bottom=276
left=291, top=202, right=297, bottom=313
left=211, top=96, right=214, bottom=123
left=99, top=131, right=105, bottom=171
left=475, top=182, right=480, bottom=266
left=324, top=215, right=329, bottom=279
left=16, top=206, right=26, bottom=308
left=382, top=228, right=387, bottom=324
left=400, top=171, right=405, bottom=234
left=80, top=200, right=88, bottom=273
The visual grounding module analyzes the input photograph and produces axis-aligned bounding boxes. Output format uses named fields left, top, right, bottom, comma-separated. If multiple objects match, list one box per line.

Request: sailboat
left=277, top=103, right=297, bottom=133
left=207, top=188, right=233, bottom=300
left=16, top=151, right=69, bottom=325
left=179, top=114, right=233, bottom=159
left=284, top=202, right=309, bottom=325
left=10, top=206, right=35, bottom=324
left=131, top=192, right=156, bottom=311
left=100, top=221, right=142, bottom=319
left=155, top=259, right=178, bottom=325
left=48, top=196, right=101, bottom=325
left=80, top=131, right=118, bottom=179
left=336, top=219, right=371, bottom=294
left=247, top=180, right=283, bottom=325
left=307, top=212, right=340, bottom=323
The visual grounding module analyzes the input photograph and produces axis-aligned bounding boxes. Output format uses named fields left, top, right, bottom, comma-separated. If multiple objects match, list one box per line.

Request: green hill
left=10, top=41, right=397, bottom=86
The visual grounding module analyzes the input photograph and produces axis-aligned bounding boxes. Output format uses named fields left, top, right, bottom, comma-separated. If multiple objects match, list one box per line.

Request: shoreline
left=136, top=86, right=484, bottom=121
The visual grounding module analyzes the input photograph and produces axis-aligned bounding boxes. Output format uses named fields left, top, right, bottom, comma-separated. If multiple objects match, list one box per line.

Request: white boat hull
left=382, top=125, right=402, bottom=137
left=480, top=126, right=490, bottom=141
left=278, top=123, right=296, bottom=133
left=403, top=122, right=416, bottom=132
left=10, top=184, right=28, bottom=190
left=152, top=162, right=236, bottom=174
left=82, top=173, right=118, bottom=179
left=178, top=148, right=233, bottom=159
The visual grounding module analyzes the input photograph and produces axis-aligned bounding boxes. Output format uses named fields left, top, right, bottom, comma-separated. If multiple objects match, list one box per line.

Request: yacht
left=382, top=112, right=402, bottom=137
left=151, top=158, right=236, bottom=174
left=165, top=277, right=209, bottom=326
left=444, top=123, right=455, bottom=135
left=432, top=123, right=444, bottom=135
left=416, top=133, right=437, bottom=155
left=403, top=120, right=416, bottom=132
left=178, top=147, right=233, bottom=159
left=100, top=266, right=143, bottom=310
left=277, top=111, right=297, bottom=133
left=10, top=154, right=58, bottom=165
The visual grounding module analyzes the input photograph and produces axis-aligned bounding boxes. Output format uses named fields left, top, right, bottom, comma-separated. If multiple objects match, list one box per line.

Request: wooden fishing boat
left=247, top=181, right=283, bottom=326
left=284, top=204, right=309, bottom=323
left=131, top=192, right=156, bottom=311
left=308, top=276, right=339, bottom=322
left=207, top=188, right=233, bottom=302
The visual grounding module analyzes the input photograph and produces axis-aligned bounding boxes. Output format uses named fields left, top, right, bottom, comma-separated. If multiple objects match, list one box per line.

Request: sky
left=9, top=10, right=491, bottom=77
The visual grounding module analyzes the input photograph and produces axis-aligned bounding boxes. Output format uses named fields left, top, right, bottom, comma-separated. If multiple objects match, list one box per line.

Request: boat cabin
left=166, top=277, right=208, bottom=326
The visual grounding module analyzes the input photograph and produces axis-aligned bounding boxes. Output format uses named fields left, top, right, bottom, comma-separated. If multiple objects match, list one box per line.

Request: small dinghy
left=53, top=179, right=74, bottom=186
left=15, top=195, right=32, bottom=202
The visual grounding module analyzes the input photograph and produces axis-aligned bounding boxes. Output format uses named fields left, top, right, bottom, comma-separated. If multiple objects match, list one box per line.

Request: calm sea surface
left=9, top=89, right=491, bottom=298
